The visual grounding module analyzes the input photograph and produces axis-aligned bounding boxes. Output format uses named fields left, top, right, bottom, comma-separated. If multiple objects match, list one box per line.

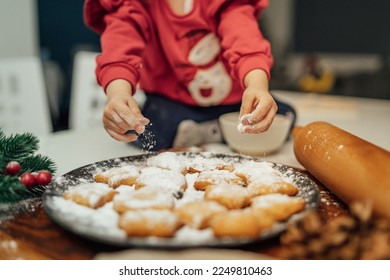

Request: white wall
left=0, top=0, right=39, bottom=57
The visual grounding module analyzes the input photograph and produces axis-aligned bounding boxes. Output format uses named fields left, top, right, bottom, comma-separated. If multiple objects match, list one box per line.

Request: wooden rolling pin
left=293, top=121, right=390, bottom=218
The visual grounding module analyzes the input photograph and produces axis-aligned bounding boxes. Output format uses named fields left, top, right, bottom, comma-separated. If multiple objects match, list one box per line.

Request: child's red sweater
left=84, top=0, right=273, bottom=106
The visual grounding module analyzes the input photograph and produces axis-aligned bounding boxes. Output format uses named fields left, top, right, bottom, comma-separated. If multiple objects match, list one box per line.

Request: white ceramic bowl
left=219, top=112, right=292, bottom=156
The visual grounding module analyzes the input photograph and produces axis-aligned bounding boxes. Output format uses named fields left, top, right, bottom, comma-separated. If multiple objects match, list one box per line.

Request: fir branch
left=20, top=154, right=57, bottom=175
left=0, top=132, right=39, bottom=169
left=0, top=176, right=25, bottom=203
left=0, top=129, right=57, bottom=203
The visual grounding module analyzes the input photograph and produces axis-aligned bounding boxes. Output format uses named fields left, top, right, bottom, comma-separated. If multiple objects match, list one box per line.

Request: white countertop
left=38, top=128, right=144, bottom=176
left=38, top=91, right=390, bottom=176
left=272, top=90, right=390, bottom=150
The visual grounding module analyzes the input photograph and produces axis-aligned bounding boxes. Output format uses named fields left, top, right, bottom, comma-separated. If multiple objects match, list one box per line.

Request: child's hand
left=103, top=79, right=149, bottom=142
left=239, top=70, right=278, bottom=134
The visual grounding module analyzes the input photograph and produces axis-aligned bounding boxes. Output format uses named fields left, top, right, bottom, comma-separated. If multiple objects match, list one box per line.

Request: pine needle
left=20, top=155, right=57, bottom=175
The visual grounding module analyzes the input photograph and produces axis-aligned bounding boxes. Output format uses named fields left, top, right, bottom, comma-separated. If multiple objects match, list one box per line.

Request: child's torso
left=139, top=0, right=241, bottom=106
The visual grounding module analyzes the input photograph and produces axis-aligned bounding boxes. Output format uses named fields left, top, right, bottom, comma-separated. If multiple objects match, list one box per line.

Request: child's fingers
left=103, top=108, right=132, bottom=133
left=127, top=97, right=150, bottom=126
left=240, top=104, right=277, bottom=133
left=241, top=95, right=276, bottom=125
left=239, top=94, right=257, bottom=120
left=134, top=123, right=146, bottom=134
left=110, top=103, right=149, bottom=132
left=103, top=117, right=127, bottom=134
left=105, top=127, right=138, bottom=142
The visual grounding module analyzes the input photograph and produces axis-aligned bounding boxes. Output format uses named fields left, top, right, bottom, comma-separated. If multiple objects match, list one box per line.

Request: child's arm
left=103, top=79, right=149, bottom=142
left=213, top=2, right=276, bottom=133
left=240, top=69, right=277, bottom=133
left=84, top=2, right=151, bottom=142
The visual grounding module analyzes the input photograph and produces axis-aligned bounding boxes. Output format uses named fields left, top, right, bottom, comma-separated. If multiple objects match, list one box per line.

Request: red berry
left=35, top=170, right=52, bottom=186
left=20, top=173, right=37, bottom=188
left=5, top=161, right=21, bottom=175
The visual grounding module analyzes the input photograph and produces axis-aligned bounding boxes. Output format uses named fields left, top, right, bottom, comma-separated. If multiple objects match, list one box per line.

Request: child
left=84, top=0, right=295, bottom=150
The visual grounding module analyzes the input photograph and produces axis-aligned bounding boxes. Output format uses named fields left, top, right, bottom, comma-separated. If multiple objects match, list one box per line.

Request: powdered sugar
left=175, top=173, right=204, bottom=208
left=251, top=193, right=302, bottom=208
left=146, top=151, right=185, bottom=172
left=137, top=166, right=186, bottom=196
left=235, top=161, right=281, bottom=186
left=48, top=198, right=126, bottom=240
left=138, top=123, right=157, bottom=151
left=114, top=186, right=174, bottom=210
left=237, top=113, right=254, bottom=133
left=237, top=123, right=245, bottom=133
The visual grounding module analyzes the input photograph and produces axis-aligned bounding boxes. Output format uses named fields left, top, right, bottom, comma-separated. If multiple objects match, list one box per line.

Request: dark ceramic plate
left=43, top=152, right=320, bottom=248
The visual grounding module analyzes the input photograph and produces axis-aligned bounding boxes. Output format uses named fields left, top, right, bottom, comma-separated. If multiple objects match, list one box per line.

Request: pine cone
left=280, top=201, right=390, bottom=259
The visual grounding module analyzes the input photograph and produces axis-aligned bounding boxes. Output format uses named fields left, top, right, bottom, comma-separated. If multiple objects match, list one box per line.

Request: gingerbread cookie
left=193, top=169, right=245, bottom=191
left=204, top=182, right=250, bottom=209
left=209, top=208, right=273, bottom=239
left=247, top=181, right=299, bottom=197
left=94, top=165, right=140, bottom=188
left=146, top=151, right=185, bottom=173
left=185, top=156, right=234, bottom=174
left=113, top=186, right=174, bottom=213
left=118, top=209, right=182, bottom=237
left=135, top=166, right=187, bottom=198
left=175, top=200, right=227, bottom=229
left=250, top=193, right=306, bottom=221
left=234, top=161, right=298, bottom=196
left=63, top=182, right=116, bottom=209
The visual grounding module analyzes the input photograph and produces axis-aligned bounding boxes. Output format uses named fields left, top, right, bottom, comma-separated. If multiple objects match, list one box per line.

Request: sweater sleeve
left=84, top=0, right=151, bottom=93
left=207, top=0, right=273, bottom=88
left=207, top=0, right=269, bottom=17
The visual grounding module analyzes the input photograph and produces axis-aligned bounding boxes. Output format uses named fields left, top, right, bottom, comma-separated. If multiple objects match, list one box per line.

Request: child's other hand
left=239, top=70, right=278, bottom=134
left=103, top=79, right=150, bottom=142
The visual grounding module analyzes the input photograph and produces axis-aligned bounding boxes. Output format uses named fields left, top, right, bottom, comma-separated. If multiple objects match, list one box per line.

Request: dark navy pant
left=133, top=93, right=296, bottom=151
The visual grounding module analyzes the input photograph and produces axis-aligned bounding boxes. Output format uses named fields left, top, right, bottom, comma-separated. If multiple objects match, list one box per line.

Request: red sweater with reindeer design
left=84, top=0, right=273, bottom=106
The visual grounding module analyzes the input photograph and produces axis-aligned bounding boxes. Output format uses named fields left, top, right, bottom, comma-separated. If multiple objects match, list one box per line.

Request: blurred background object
left=0, top=56, right=52, bottom=135
left=0, top=0, right=39, bottom=58
left=36, top=0, right=100, bottom=131
left=69, top=51, right=106, bottom=131
left=1, top=0, right=389, bottom=133
left=268, top=0, right=390, bottom=99
left=297, top=55, right=336, bottom=94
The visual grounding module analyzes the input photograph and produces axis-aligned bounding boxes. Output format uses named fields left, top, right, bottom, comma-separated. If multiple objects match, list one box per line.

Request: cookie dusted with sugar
left=134, top=166, right=187, bottom=198
left=118, top=209, right=182, bottom=237
left=113, top=186, right=174, bottom=213
left=184, top=156, right=234, bottom=174
left=234, top=161, right=299, bottom=196
left=209, top=208, right=273, bottom=239
left=94, top=165, right=140, bottom=188
left=204, top=182, right=250, bottom=209
left=63, top=182, right=117, bottom=209
left=175, top=200, right=227, bottom=229
left=250, top=193, right=306, bottom=221
left=247, top=181, right=299, bottom=197
left=146, top=151, right=186, bottom=173
left=193, top=169, right=245, bottom=191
